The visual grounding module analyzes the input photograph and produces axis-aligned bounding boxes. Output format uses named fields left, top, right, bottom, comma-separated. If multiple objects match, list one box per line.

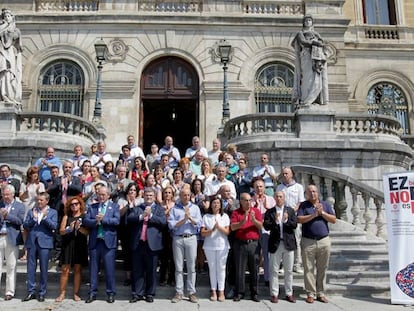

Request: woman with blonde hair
left=198, top=159, right=217, bottom=184
left=55, top=196, right=88, bottom=302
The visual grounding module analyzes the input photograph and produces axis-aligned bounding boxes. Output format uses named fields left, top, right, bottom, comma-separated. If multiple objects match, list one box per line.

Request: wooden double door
left=140, top=56, right=199, bottom=155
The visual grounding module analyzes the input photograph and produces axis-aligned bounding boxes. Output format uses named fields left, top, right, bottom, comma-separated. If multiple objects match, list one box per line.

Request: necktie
left=140, top=207, right=150, bottom=241
left=97, top=203, right=106, bottom=238
left=277, top=207, right=283, bottom=239
left=62, top=177, right=68, bottom=205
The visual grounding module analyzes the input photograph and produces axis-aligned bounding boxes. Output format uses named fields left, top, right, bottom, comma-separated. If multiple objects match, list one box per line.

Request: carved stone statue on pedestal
left=0, top=8, right=22, bottom=108
left=291, top=15, right=329, bottom=108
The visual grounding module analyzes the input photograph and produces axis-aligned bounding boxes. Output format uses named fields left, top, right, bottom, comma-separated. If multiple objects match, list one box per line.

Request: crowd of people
left=0, top=134, right=336, bottom=304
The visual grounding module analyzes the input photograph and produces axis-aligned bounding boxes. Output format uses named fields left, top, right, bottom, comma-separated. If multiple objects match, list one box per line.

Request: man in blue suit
left=127, top=187, right=166, bottom=303
left=83, top=185, right=120, bottom=303
left=0, top=185, right=25, bottom=301
left=22, top=192, right=58, bottom=302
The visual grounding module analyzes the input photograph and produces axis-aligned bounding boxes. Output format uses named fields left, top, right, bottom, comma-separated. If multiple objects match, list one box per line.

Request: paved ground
left=1, top=256, right=413, bottom=310
left=1, top=292, right=413, bottom=311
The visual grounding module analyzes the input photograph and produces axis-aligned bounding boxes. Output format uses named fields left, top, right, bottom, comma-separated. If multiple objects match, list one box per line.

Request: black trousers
left=233, top=239, right=259, bottom=296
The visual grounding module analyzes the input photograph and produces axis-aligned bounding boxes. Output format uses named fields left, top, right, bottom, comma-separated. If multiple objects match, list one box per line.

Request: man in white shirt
left=207, top=138, right=222, bottom=168
left=185, top=136, right=208, bottom=160
left=276, top=167, right=305, bottom=273
left=127, top=135, right=145, bottom=160
left=159, top=136, right=181, bottom=169
left=68, top=145, right=88, bottom=177
left=90, top=141, right=113, bottom=174
left=252, top=153, right=277, bottom=196
left=204, top=165, right=236, bottom=199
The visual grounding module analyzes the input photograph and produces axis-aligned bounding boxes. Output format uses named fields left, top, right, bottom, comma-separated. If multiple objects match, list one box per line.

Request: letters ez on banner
left=383, top=171, right=414, bottom=305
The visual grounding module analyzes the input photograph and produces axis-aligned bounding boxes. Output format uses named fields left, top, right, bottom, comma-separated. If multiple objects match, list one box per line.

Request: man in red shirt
left=230, top=192, right=263, bottom=302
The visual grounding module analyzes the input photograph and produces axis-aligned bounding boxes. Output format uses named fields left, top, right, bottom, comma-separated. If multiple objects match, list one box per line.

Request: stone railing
left=364, top=26, right=399, bottom=40
left=334, top=113, right=403, bottom=138
left=16, top=112, right=104, bottom=142
left=35, top=0, right=99, bottom=11
left=222, top=112, right=296, bottom=143
left=291, top=164, right=386, bottom=238
left=221, top=112, right=403, bottom=142
left=242, top=0, right=303, bottom=15
left=34, top=0, right=304, bottom=14
left=138, top=0, right=203, bottom=12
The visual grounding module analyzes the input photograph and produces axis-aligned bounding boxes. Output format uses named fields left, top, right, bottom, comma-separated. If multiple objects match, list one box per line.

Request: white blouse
left=202, top=213, right=230, bottom=251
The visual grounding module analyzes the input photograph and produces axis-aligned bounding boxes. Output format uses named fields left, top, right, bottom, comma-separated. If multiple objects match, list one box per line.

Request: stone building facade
left=1, top=0, right=413, bottom=197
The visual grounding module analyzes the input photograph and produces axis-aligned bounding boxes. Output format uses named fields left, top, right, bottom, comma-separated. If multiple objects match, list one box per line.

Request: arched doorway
left=140, top=56, right=199, bottom=155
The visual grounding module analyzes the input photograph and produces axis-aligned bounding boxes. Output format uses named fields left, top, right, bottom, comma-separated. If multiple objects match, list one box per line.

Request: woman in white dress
left=201, top=196, right=230, bottom=302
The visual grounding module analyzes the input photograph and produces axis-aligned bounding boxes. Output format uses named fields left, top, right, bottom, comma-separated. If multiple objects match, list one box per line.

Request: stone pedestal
left=295, top=106, right=336, bottom=138
left=0, top=102, right=19, bottom=139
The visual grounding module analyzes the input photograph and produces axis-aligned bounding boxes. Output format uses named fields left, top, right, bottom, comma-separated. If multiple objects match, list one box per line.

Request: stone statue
left=291, top=15, right=329, bottom=108
left=0, top=8, right=22, bottom=105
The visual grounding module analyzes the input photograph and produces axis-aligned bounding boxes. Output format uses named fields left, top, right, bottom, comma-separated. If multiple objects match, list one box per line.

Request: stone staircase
left=5, top=219, right=390, bottom=300
left=326, top=220, right=390, bottom=296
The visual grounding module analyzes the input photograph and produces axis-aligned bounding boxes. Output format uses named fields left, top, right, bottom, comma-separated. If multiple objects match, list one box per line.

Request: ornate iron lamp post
left=217, top=39, right=232, bottom=124
left=93, top=38, right=107, bottom=125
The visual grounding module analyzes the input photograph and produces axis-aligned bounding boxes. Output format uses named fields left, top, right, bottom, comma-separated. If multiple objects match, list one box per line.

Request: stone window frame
left=353, top=69, right=414, bottom=134
left=366, top=82, right=409, bottom=134
left=355, top=0, right=404, bottom=25
left=254, top=62, right=295, bottom=113
left=38, top=60, right=85, bottom=117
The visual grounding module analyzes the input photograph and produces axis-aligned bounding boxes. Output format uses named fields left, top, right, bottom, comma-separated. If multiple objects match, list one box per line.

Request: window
left=38, top=61, right=85, bottom=117
left=255, top=62, right=294, bottom=113
left=367, top=82, right=409, bottom=134
left=254, top=62, right=295, bottom=132
left=362, top=0, right=396, bottom=25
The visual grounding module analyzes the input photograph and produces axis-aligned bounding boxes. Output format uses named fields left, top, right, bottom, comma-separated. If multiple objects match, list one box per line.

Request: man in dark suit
left=22, top=192, right=58, bottom=302
left=0, top=185, right=25, bottom=300
left=0, top=164, right=21, bottom=199
left=83, top=185, right=120, bottom=303
left=127, top=187, right=166, bottom=303
left=263, top=191, right=297, bottom=304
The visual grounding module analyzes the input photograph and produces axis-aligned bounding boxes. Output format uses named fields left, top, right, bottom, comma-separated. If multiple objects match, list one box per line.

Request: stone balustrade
left=364, top=26, right=399, bottom=40
left=34, top=0, right=303, bottom=14
left=222, top=112, right=296, bottom=141
left=222, top=112, right=403, bottom=141
left=138, top=1, right=203, bottom=12
left=291, top=164, right=386, bottom=238
left=334, top=113, right=403, bottom=137
left=16, top=111, right=104, bottom=142
left=242, top=1, right=303, bottom=15
left=35, top=0, right=99, bottom=11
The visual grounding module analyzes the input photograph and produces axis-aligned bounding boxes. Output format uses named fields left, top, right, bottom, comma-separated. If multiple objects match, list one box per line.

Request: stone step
left=331, top=232, right=387, bottom=248
left=330, top=248, right=389, bottom=260
left=10, top=259, right=390, bottom=297
left=329, top=257, right=389, bottom=271
left=330, top=231, right=369, bottom=239
left=9, top=219, right=391, bottom=298
left=328, top=270, right=389, bottom=283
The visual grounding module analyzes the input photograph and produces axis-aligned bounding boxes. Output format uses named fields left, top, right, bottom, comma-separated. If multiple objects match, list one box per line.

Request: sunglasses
left=70, top=202, right=80, bottom=206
